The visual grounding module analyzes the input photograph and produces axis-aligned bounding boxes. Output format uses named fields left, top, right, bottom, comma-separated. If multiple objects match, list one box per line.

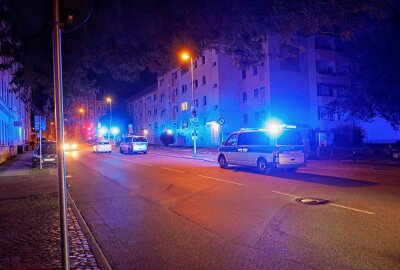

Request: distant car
left=63, top=142, right=78, bottom=151
left=93, top=141, right=112, bottom=153
left=120, top=136, right=148, bottom=154
left=387, top=141, right=400, bottom=159
left=32, top=141, right=57, bottom=168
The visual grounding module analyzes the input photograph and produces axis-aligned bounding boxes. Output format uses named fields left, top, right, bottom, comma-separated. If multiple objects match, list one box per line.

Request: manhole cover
left=296, top=197, right=329, bottom=205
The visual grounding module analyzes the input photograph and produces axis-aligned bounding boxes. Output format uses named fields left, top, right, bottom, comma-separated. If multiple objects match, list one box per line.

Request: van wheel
left=218, top=155, right=228, bottom=168
left=257, top=158, right=270, bottom=174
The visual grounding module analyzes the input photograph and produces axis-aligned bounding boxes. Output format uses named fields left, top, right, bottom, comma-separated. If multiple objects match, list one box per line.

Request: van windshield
left=133, top=137, right=147, bottom=142
left=277, top=130, right=303, bottom=145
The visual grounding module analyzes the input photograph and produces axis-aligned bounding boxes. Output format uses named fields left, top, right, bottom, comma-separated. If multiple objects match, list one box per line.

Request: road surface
left=66, top=148, right=400, bottom=270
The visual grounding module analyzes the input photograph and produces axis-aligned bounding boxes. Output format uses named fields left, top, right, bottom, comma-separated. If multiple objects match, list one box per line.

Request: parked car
left=32, top=141, right=57, bottom=168
left=217, top=128, right=306, bottom=174
left=387, top=141, right=400, bottom=159
left=93, top=141, right=112, bottom=153
left=119, top=136, right=148, bottom=154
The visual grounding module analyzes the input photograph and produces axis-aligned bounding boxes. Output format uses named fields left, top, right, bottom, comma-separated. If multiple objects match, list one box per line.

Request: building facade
left=64, top=94, right=109, bottom=141
left=127, top=35, right=354, bottom=147
left=0, top=69, right=31, bottom=160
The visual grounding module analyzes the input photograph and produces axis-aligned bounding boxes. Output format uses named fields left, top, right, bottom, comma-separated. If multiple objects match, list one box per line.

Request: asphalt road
left=66, top=148, right=400, bottom=270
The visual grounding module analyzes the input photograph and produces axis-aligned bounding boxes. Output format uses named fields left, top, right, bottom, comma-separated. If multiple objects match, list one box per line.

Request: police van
left=217, top=126, right=306, bottom=173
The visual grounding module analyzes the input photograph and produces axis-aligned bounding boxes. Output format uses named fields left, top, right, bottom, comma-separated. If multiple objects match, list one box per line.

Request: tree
left=1, top=0, right=398, bottom=126
left=329, top=12, right=400, bottom=129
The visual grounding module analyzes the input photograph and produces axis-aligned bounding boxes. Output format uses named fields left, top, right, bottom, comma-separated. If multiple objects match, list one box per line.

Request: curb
left=149, top=151, right=216, bottom=163
left=68, top=192, right=112, bottom=270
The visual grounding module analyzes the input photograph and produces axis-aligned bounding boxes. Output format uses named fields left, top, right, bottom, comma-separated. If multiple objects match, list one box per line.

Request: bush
left=332, top=125, right=365, bottom=146
left=160, top=132, right=175, bottom=146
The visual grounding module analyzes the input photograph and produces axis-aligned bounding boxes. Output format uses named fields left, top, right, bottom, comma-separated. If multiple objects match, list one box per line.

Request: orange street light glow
left=79, top=108, right=84, bottom=113
left=180, top=51, right=191, bottom=61
left=106, top=97, right=112, bottom=102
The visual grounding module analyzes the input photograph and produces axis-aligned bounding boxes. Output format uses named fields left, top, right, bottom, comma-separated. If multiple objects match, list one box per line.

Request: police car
left=217, top=126, right=306, bottom=173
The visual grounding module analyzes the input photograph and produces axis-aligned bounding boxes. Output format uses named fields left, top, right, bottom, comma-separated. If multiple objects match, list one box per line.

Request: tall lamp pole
left=180, top=51, right=197, bottom=157
left=52, top=0, right=69, bottom=268
left=79, top=108, right=84, bottom=142
left=106, top=97, right=112, bottom=142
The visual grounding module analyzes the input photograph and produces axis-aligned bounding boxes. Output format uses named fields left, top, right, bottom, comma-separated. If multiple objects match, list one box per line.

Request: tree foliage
left=1, top=0, right=398, bottom=127
left=329, top=9, right=400, bottom=129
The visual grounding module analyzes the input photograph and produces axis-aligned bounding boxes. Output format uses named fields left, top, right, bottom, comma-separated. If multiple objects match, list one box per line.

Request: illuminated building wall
left=126, top=37, right=357, bottom=147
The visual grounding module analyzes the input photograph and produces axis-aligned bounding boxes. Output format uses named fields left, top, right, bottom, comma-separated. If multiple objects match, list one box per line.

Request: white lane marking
left=271, top=190, right=300, bottom=198
left=197, top=175, right=243, bottom=186
left=108, top=155, right=153, bottom=166
left=161, top=167, right=185, bottom=173
left=327, top=203, right=374, bottom=215
left=271, top=190, right=374, bottom=215
left=136, top=162, right=153, bottom=167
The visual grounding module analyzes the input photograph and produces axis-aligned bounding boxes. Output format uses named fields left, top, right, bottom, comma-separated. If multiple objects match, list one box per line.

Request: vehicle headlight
left=63, top=144, right=70, bottom=150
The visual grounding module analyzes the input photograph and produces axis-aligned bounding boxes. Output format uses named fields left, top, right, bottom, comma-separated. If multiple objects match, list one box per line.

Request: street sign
left=191, top=130, right=198, bottom=140
left=218, top=117, right=225, bottom=125
left=190, top=117, right=199, bottom=127
left=34, top=115, right=46, bottom=131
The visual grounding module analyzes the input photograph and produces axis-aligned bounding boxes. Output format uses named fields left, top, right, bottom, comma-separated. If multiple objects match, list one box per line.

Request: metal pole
left=52, top=0, right=70, bottom=268
left=109, top=101, right=112, bottom=143
left=39, top=116, right=42, bottom=170
left=190, top=58, right=197, bottom=157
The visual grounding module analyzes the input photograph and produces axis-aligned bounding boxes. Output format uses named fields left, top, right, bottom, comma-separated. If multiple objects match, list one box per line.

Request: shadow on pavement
left=226, top=166, right=378, bottom=187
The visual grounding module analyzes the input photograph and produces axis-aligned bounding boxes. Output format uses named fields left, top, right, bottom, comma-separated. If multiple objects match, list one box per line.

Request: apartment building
left=64, top=94, right=108, bottom=141
left=0, top=70, right=31, bottom=155
left=127, top=36, right=354, bottom=147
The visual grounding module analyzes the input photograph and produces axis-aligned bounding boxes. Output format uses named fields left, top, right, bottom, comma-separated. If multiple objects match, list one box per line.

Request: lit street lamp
left=106, top=97, right=112, bottom=142
left=79, top=108, right=85, bottom=141
left=180, top=50, right=197, bottom=157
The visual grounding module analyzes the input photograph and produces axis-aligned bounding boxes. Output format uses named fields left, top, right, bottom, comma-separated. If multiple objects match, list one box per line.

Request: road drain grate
left=296, top=197, right=329, bottom=205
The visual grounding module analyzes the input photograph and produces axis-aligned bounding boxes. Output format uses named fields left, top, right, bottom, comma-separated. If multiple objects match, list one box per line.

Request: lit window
left=181, top=102, right=188, bottom=111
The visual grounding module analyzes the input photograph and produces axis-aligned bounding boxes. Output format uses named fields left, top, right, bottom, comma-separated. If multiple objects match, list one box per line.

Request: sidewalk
left=0, top=153, right=100, bottom=269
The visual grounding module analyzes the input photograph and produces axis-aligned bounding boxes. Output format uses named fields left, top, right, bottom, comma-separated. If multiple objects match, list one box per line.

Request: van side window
left=238, top=132, right=269, bottom=145
left=225, top=134, right=238, bottom=146
left=277, top=130, right=303, bottom=145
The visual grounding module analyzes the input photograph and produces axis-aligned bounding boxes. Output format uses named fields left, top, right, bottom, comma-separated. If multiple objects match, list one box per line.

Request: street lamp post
left=106, top=97, right=112, bottom=142
left=79, top=108, right=84, bottom=142
left=180, top=51, right=197, bottom=157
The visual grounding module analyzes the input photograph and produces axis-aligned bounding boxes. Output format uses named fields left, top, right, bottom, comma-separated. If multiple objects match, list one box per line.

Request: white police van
left=217, top=126, right=306, bottom=173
